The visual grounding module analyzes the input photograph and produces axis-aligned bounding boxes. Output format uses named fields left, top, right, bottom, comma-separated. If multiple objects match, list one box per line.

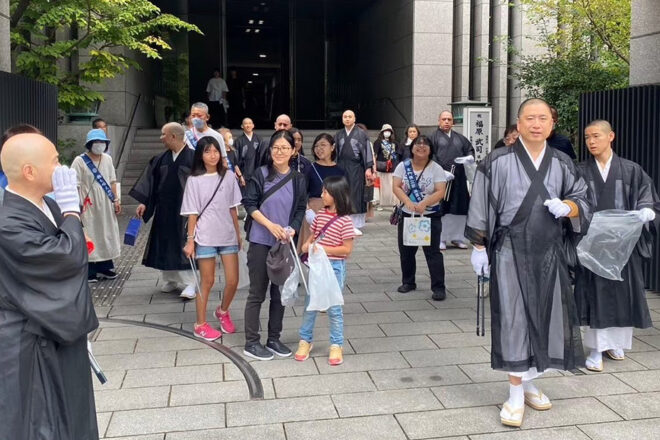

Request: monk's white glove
left=454, top=155, right=475, bottom=165
left=543, top=198, right=571, bottom=218
left=444, top=170, right=455, bottom=181
left=636, top=208, right=656, bottom=223
left=305, top=208, right=316, bottom=225
left=52, top=165, right=80, bottom=214
left=471, top=247, right=489, bottom=276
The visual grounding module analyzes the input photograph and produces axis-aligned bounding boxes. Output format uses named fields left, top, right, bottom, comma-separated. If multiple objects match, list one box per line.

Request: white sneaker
left=354, top=228, right=363, bottom=236
left=160, top=281, right=179, bottom=293
left=179, top=284, right=196, bottom=299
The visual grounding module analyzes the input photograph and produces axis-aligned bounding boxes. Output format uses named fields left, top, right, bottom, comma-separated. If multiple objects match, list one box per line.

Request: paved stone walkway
left=92, top=211, right=660, bottom=439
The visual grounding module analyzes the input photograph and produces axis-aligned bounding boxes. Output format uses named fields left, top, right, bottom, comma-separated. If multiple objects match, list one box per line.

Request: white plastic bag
left=237, top=249, right=250, bottom=290
left=403, top=214, right=431, bottom=246
left=576, top=209, right=645, bottom=281
left=464, top=161, right=477, bottom=185
left=280, top=265, right=300, bottom=307
left=307, top=245, right=344, bottom=311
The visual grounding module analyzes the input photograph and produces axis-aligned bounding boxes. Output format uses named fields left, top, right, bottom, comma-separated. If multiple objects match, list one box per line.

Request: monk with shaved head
left=0, top=133, right=99, bottom=439
left=234, top=116, right=262, bottom=182
left=466, top=97, right=593, bottom=427
left=129, top=122, right=198, bottom=299
left=575, top=119, right=659, bottom=373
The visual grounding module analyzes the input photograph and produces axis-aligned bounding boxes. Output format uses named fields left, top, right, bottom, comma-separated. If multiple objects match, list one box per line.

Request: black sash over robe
left=429, top=129, right=475, bottom=216
left=335, top=126, right=374, bottom=214
left=129, top=148, right=194, bottom=271
left=466, top=142, right=592, bottom=372
left=575, top=154, right=659, bottom=329
left=0, top=192, right=99, bottom=440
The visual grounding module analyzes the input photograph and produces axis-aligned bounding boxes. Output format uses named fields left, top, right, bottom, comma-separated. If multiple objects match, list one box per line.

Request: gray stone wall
left=0, top=0, right=10, bottom=73
left=630, top=0, right=660, bottom=86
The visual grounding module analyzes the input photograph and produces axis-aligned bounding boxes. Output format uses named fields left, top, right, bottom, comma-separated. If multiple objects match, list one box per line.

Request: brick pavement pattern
left=92, top=212, right=660, bottom=439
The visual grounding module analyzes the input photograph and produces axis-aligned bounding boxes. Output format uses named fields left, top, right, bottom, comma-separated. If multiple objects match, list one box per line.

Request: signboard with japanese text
left=463, top=107, right=492, bottom=163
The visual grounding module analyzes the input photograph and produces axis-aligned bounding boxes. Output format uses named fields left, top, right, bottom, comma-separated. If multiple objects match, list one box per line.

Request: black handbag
left=390, top=204, right=404, bottom=225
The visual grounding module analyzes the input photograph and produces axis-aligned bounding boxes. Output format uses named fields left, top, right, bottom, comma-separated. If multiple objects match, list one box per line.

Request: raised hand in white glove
left=543, top=198, right=571, bottom=219
left=444, top=170, right=455, bottom=182
left=471, top=247, right=489, bottom=276
left=52, top=165, right=80, bottom=214
left=636, top=207, right=656, bottom=223
left=454, top=155, right=475, bottom=165
left=305, top=208, right=316, bottom=225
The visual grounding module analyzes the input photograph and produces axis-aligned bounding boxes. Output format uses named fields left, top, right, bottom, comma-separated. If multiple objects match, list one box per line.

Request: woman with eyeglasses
left=392, top=135, right=448, bottom=301
left=242, top=129, right=308, bottom=361
left=298, top=133, right=346, bottom=251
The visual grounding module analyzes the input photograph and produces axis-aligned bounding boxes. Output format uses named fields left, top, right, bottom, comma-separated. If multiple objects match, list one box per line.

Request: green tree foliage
left=10, top=0, right=201, bottom=111
left=512, top=0, right=630, bottom=138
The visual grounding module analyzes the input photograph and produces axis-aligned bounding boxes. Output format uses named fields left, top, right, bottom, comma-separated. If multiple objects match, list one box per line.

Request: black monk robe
left=429, top=129, right=475, bottom=216
left=575, top=154, right=660, bottom=329
left=0, top=192, right=99, bottom=440
left=335, top=126, right=374, bottom=214
left=129, top=148, right=194, bottom=270
left=466, top=141, right=592, bottom=372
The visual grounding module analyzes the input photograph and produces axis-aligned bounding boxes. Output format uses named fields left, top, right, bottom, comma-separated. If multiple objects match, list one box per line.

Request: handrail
left=115, top=94, right=141, bottom=168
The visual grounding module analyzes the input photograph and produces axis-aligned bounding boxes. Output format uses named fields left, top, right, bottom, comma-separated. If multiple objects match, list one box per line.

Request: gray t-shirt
left=180, top=172, right=243, bottom=246
left=393, top=160, right=447, bottom=214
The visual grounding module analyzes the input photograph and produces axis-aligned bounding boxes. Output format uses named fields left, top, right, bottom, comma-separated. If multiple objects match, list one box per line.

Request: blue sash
left=81, top=154, right=116, bottom=203
left=185, top=130, right=198, bottom=149
left=403, top=160, right=440, bottom=213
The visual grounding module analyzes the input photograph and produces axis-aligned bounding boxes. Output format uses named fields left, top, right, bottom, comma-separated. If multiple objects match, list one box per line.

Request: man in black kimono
left=235, top=117, right=262, bottom=183
left=130, top=122, right=197, bottom=299
left=430, top=110, right=475, bottom=249
left=547, top=107, right=576, bottom=160
left=335, top=110, right=374, bottom=233
left=576, top=120, right=658, bottom=372
left=466, top=98, right=592, bottom=427
left=0, top=133, right=99, bottom=440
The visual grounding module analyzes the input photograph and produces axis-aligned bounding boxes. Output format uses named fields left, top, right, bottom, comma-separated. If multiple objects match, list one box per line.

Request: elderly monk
left=0, top=133, right=99, bottom=440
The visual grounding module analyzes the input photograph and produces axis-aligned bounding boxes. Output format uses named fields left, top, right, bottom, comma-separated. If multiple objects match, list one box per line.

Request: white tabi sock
left=508, top=383, right=524, bottom=408
left=522, top=380, right=539, bottom=395
left=587, top=349, right=602, bottom=365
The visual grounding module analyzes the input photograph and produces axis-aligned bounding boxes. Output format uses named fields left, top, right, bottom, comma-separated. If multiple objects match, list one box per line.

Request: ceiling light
left=259, top=54, right=267, bottom=58
left=245, top=28, right=251, bottom=33
left=252, top=73, right=259, bottom=76
left=248, top=19, right=254, bottom=24
left=247, top=80, right=253, bottom=84
left=258, top=20, right=264, bottom=25
left=260, top=2, right=266, bottom=5
left=254, top=29, right=260, bottom=33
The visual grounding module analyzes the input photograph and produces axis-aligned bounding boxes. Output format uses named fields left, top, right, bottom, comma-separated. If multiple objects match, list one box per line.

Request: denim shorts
left=196, top=244, right=239, bottom=258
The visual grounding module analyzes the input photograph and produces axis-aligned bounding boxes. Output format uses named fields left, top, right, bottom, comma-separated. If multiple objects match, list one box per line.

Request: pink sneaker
left=193, top=322, right=222, bottom=341
left=215, top=308, right=236, bottom=334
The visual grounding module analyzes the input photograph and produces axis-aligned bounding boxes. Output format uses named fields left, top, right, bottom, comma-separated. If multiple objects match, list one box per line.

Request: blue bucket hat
left=85, top=128, right=110, bottom=151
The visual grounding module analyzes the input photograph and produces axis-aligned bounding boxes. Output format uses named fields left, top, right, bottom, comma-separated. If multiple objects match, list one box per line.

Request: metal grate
left=90, top=214, right=152, bottom=307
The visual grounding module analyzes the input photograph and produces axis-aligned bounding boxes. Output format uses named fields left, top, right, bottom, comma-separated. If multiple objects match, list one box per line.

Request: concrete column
left=452, top=0, right=470, bottom=102
left=412, top=0, right=454, bottom=127
left=489, top=0, right=510, bottom=136
left=470, top=0, right=489, bottom=101
left=0, top=0, right=10, bottom=72
left=630, top=0, right=660, bottom=85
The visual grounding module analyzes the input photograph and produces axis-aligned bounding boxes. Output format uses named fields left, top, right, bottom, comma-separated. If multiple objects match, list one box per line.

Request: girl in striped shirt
left=296, top=176, right=355, bottom=365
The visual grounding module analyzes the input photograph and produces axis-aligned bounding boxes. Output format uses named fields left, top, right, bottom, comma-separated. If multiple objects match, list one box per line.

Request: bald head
left=585, top=119, right=612, bottom=134
left=163, top=122, right=185, bottom=140
left=517, top=98, right=552, bottom=118
left=438, top=111, right=454, bottom=132
left=274, top=114, right=292, bottom=131
left=1, top=133, right=59, bottom=194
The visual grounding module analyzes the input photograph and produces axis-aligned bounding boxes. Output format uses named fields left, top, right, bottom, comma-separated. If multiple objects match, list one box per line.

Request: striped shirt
left=311, top=210, right=355, bottom=260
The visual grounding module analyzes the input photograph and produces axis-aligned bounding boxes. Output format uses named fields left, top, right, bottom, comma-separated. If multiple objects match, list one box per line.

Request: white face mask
left=91, top=142, right=106, bottom=155
left=383, top=131, right=391, bottom=139
left=228, top=138, right=234, bottom=146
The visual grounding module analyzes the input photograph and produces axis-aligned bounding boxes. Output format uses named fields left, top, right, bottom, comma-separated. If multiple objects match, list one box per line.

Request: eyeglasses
left=314, top=144, right=331, bottom=149
left=271, top=146, right=292, bottom=153
left=414, top=143, right=430, bottom=148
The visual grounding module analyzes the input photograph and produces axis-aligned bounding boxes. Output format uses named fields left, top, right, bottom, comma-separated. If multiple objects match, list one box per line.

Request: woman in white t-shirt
left=392, top=135, right=448, bottom=301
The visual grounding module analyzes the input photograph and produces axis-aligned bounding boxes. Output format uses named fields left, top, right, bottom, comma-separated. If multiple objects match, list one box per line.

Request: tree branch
left=10, top=0, right=31, bottom=28
left=579, top=0, right=629, bottom=65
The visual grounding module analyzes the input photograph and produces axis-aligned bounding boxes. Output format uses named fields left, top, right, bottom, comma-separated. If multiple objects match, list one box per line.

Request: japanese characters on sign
left=464, top=107, right=492, bottom=162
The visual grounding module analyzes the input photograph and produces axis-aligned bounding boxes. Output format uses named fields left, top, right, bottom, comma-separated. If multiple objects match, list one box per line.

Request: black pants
left=88, top=260, right=114, bottom=278
left=208, top=100, right=227, bottom=128
left=397, top=212, right=446, bottom=291
left=244, top=242, right=285, bottom=346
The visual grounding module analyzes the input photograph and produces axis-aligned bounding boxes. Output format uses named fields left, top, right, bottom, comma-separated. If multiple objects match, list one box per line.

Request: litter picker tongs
left=288, top=234, right=309, bottom=295
left=444, top=164, right=456, bottom=201
left=476, top=268, right=488, bottom=337
left=88, top=341, right=107, bottom=384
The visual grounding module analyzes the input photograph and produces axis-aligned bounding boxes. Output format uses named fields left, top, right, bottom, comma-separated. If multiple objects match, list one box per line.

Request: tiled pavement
left=92, top=211, right=660, bottom=439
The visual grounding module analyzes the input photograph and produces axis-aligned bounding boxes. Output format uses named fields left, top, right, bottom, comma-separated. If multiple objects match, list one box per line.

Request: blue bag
left=124, top=218, right=142, bottom=246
